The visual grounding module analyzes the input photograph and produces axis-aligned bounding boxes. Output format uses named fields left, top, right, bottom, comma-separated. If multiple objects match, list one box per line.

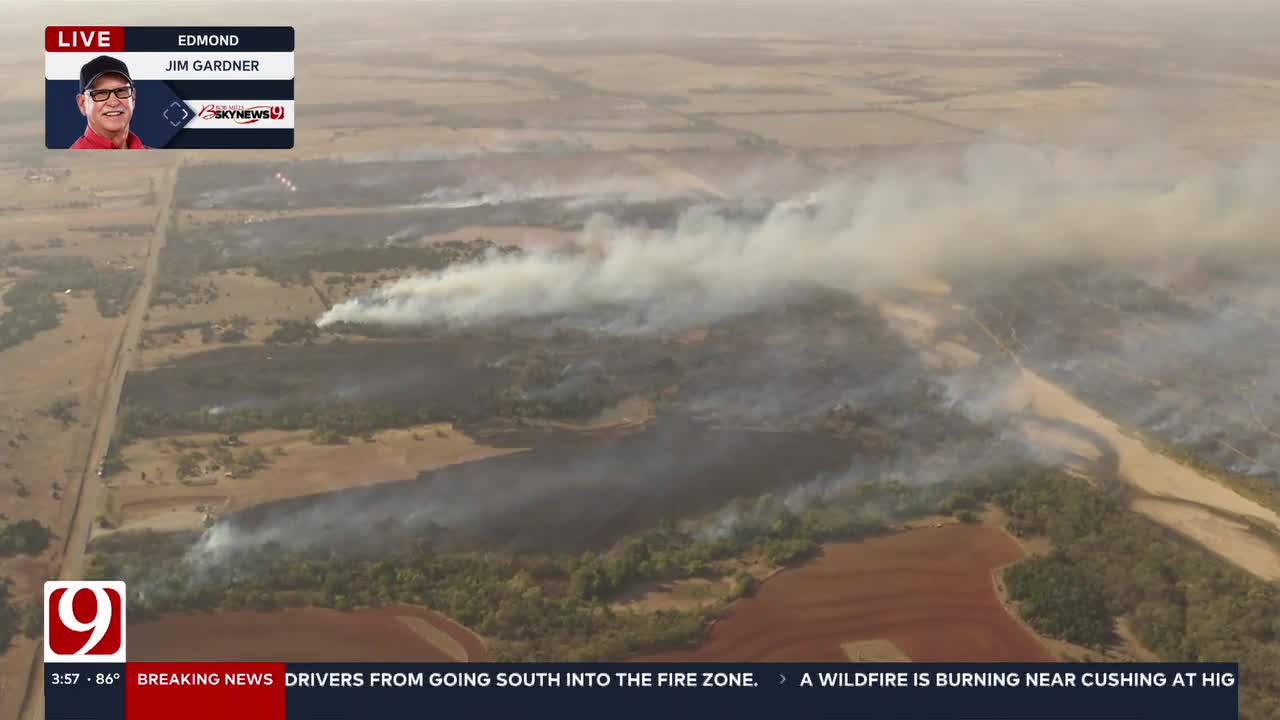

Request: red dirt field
left=636, top=525, right=1055, bottom=663
left=127, top=605, right=488, bottom=662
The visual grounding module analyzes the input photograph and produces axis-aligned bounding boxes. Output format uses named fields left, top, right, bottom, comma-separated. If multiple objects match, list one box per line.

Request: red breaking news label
left=127, top=662, right=286, bottom=720
left=45, top=26, right=126, bottom=52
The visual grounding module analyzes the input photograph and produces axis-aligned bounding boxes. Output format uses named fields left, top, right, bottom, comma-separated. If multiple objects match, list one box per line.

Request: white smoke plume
left=317, top=140, right=1280, bottom=334
left=690, top=424, right=1052, bottom=544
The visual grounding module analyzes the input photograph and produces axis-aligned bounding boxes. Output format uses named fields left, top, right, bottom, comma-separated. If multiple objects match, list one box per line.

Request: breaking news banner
left=43, top=662, right=1243, bottom=720
left=42, top=582, right=1240, bottom=720
left=44, top=26, right=294, bottom=150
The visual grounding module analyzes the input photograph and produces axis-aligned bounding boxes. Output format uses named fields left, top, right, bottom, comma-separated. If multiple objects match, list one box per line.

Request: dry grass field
left=137, top=269, right=329, bottom=367
left=866, top=282, right=1280, bottom=583
left=0, top=187, right=167, bottom=716
left=94, top=423, right=521, bottom=538
left=719, top=111, right=976, bottom=148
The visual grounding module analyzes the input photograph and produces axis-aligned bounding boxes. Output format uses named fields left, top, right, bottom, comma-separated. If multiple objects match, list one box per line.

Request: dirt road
left=874, top=287, right=1280, bottom=582
left=15, top=160, right=181, bottom=720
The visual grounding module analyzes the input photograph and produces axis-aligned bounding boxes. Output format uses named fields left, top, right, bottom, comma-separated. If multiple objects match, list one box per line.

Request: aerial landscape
left=3, top=1, right=1280, bottom=718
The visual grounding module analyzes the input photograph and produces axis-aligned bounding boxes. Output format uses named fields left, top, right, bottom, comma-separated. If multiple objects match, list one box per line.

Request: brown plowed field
left=127, top=605, right=487, bottom=662
left=638, top=525, right=1054, bottom=663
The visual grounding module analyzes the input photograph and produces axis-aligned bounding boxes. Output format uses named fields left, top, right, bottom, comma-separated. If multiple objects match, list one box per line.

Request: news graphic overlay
left=45, top=662, right=1241, bottom=720
left=36, top=582, right=1239, bottom=720
left=45, top=26, right=294, bottom=149
left=44, top=580, right=126, bottom=663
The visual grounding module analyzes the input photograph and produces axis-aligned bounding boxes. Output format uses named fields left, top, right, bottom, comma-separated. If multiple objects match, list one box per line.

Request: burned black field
left=216, top=419, right=860, bottom=554
left=121, top=335, right=522, bottom=417
left=117, top=251, right=1280, bottom=558
left=169, top=198, right=704, bottom=267
left=118, top=291, right=1000, bottom=552
left=119, top=324, right=684, bottom=437
left=955, top=260, right=1280, bottom=479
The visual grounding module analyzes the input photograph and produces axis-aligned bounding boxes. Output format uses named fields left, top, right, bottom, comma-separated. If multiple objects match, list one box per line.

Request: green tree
left=0, top=520, right=53, bottom=557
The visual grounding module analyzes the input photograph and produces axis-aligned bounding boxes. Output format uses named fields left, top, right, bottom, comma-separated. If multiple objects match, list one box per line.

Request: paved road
left=16, top=159, right=181, bottom=720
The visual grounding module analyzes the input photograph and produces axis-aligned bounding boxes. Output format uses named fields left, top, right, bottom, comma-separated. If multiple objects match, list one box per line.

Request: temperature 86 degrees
left=49, top=672, right=121, bottom=685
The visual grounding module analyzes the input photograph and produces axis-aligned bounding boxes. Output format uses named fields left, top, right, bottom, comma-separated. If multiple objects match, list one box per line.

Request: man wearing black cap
left=70, top=55, right=150, bottom=149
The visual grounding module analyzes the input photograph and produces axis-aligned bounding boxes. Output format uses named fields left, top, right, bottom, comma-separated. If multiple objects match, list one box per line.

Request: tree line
left=0, top=519, right=52, bottom=557
left=69, top=461, right=1280, bottom=717
left=0, top=519, right=52, bottom=652
left=116, top=402, right=463, bottom=446
left=0, top=578, right=22, bottom=652
left=80, top=474, right=976, bottom=661
left=249, top=239, right=516, bottom=286
left=966, top=467, right=1280, bottom=720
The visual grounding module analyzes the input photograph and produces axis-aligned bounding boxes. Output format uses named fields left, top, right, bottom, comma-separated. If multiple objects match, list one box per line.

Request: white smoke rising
left=691, top=424, right=1046, bottom=544
left=318, top=140, right=1280, bottom=334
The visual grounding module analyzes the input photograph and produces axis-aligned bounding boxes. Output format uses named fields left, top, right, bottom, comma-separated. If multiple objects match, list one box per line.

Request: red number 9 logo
left=44, top=580, right=127, bottom=662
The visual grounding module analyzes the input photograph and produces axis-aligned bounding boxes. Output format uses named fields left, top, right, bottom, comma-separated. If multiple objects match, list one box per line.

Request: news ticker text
left=46, top=662, right=1239, bottom=720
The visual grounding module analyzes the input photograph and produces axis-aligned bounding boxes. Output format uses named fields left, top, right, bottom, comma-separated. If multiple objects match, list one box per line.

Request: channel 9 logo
left=44, top=581, right=127, bottom=663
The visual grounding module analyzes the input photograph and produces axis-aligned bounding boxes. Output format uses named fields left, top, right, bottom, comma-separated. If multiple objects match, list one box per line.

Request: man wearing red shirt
left=70, top=55, right=150, bottom=150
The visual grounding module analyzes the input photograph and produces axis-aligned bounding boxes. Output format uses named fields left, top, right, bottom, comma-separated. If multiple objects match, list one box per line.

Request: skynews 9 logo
left=44, top=581, right=126, bottom=663
left=197, top=103, right=286, bottom=124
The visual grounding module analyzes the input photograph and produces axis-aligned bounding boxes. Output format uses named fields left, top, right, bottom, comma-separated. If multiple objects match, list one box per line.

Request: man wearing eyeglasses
left=70, top=55, right=150, bottom=149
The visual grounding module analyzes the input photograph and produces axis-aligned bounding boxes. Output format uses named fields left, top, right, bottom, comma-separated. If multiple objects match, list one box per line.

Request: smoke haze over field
left=317, top=140, right=1280, bottom=334
left=172, top=136, right=1280, bottom=571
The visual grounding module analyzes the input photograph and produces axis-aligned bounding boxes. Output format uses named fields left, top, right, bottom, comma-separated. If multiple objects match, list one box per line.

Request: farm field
left=634, top=525, right=1054, bottom=663
left=128, top=605, right=488, bottom=662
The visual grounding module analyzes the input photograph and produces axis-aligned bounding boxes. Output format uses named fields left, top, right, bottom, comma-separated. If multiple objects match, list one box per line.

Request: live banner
left=46, top=662, right=1239, bottom=719
left=45, top=26, right=294, bottom=149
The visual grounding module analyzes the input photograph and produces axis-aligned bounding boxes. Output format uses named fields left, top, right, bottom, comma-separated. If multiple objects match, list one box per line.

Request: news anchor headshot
left=71, top=55, right=150, bottom=149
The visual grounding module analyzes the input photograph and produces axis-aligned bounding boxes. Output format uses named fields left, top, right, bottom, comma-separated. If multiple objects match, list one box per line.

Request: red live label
left=45, top=26, right=125, bottom=52
left=126, top=662, right=286, bottom=720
